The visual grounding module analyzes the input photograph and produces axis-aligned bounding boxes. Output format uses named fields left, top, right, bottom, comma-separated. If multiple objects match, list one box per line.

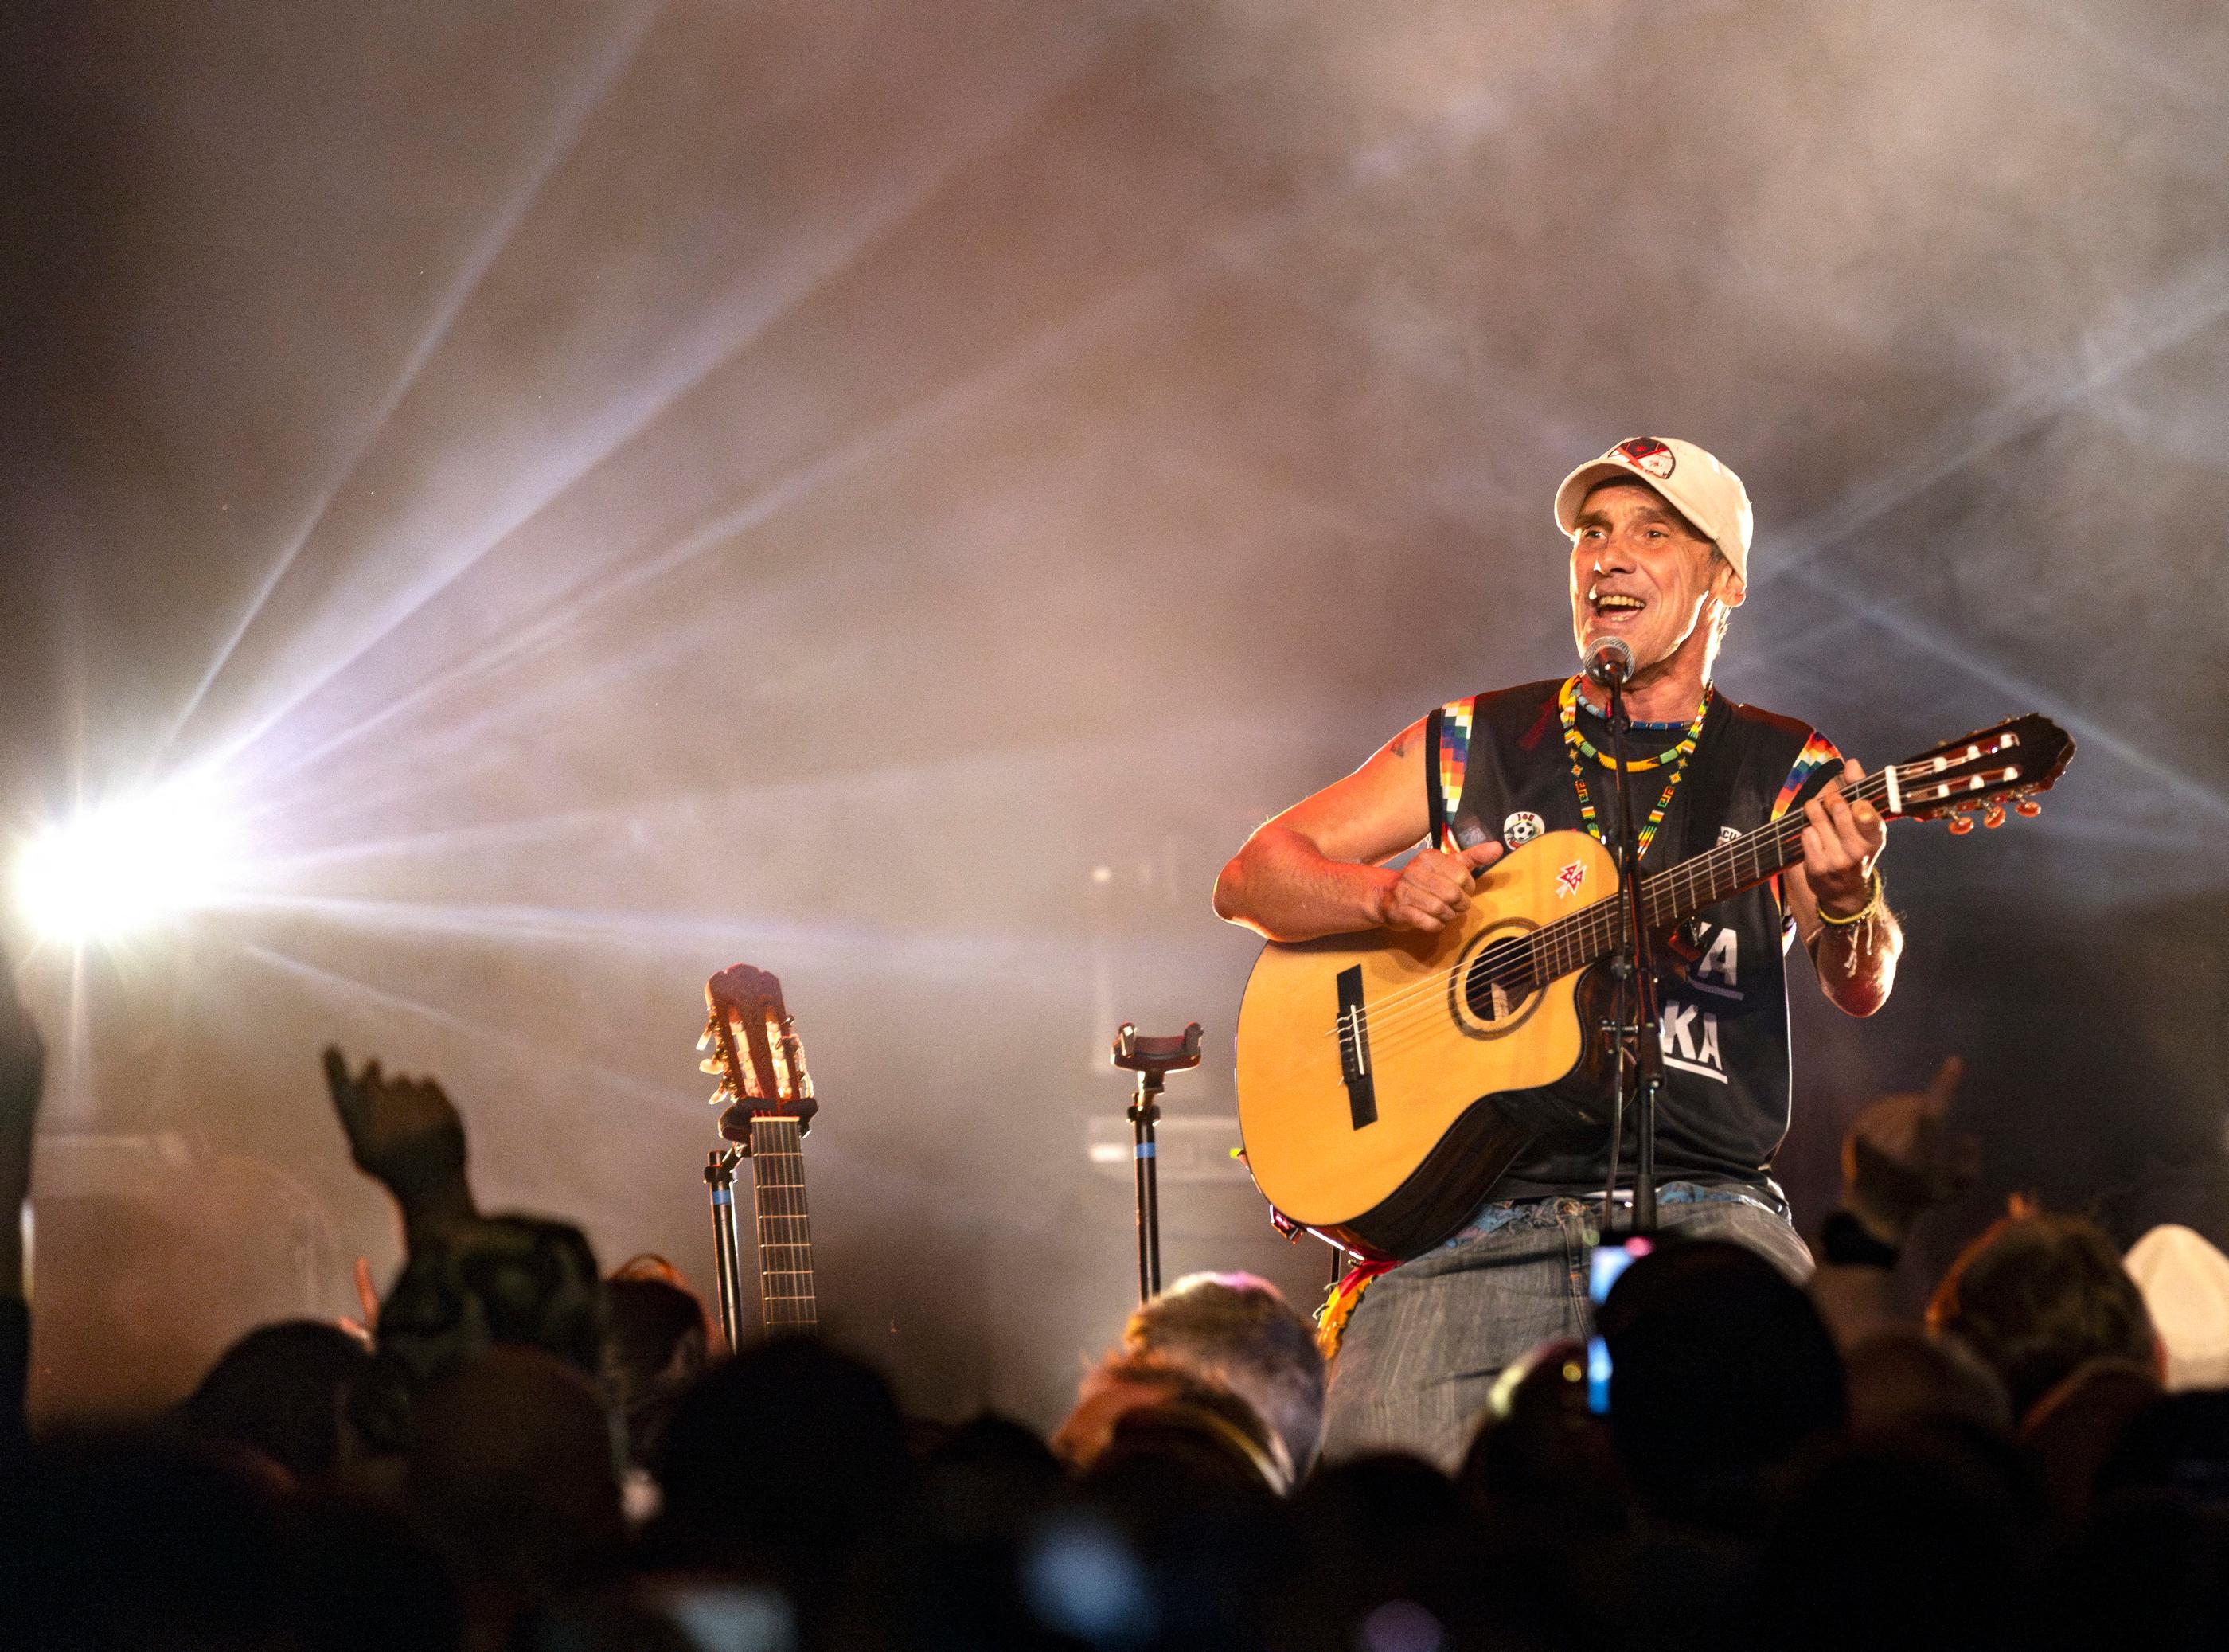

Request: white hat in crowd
left=2125, top=1223, right=2229, bottom=1391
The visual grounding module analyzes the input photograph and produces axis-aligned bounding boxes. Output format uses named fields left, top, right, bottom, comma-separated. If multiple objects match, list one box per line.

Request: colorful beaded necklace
left=1559, top=675, right=1712, bottom=860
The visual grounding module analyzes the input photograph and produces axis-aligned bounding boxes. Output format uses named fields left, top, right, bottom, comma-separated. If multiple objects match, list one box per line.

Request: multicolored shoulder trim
left=1432, top=697, right=1476, bottom=851
left=1767, top=729, right=1844, bottom=912
left=1771, top=731, right=1844, bottom=821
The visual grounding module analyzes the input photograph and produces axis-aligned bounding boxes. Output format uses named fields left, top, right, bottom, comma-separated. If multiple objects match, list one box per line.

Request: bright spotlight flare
left=12, top=777, right=243, bottom=945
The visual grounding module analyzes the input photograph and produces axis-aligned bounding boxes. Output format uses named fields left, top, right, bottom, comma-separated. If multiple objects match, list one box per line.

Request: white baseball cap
left=1553, top=436, right=1755, bottom=584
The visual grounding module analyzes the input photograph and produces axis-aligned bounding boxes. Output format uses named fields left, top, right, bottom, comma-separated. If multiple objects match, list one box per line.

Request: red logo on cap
left=1613, top=437, right=1676, bottom=479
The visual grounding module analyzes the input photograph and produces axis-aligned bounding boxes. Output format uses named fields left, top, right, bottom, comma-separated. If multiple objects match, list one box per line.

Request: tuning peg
left=699, top=1056, right=722, bottom=1076
left=2015, top=799, right=2041, bottom=817
left=1982, top=804, right=2005, bottom=829
left=1946, top=814, right=1975, bottom=835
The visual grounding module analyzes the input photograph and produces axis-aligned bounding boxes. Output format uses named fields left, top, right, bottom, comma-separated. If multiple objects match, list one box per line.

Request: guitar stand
left=1111, top=1021, right=1203, bottom=1302
left=704, top=1146, right=748, bottom=1353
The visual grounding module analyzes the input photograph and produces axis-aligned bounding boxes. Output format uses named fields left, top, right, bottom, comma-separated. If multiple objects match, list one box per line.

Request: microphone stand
left=1601, top=664, right=1665, bottom=1238
left=1111, top=1022, right=1203, bottom=1303
left=704, top=1148, right=748, bottom=1353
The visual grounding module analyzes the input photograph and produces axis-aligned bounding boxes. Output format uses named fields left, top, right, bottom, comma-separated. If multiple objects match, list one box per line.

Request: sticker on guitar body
left=1555, top=861, right=1587, bottom=898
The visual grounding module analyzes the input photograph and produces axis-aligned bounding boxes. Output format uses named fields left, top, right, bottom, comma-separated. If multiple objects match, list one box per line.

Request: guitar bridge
left=1336, top=966, right=1378, bottom=1129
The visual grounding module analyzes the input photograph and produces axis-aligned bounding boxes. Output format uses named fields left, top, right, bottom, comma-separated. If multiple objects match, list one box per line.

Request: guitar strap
left=1772, top=731, right=1844, bottom=821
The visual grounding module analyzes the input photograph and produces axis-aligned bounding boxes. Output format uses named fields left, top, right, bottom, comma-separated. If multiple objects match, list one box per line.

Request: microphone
left=1583, top=635, right=1634, bottom=689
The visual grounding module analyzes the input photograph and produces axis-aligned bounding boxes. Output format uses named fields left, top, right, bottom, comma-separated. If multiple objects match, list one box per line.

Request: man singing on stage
left=1212, top=436, right=1901, bottom=1466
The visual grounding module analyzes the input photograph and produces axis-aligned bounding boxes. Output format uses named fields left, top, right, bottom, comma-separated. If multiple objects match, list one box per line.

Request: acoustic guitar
left=1233, top=714, right=2074, bottom=1262
left=699, top=963, right=820, bottom=1334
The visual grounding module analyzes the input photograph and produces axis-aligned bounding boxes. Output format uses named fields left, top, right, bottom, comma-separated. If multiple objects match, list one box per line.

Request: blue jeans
left=1317, top=1182, right=1813, bottom=1470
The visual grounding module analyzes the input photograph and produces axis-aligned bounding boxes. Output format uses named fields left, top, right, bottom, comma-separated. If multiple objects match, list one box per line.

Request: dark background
left=2, top=0, right=2224, bottom=1427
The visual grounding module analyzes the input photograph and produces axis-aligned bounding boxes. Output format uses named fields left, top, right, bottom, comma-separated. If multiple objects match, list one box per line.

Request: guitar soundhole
left=1454, top=928, right=1539, bottom=1040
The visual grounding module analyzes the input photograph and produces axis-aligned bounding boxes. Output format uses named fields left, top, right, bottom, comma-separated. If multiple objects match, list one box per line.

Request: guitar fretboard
left=749, top=1114, right=816, bottom=1333
left=1509, top=767, right=1899, bottom=990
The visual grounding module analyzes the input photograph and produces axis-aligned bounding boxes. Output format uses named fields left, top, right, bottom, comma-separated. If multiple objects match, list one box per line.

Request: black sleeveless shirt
left=1423, top=678, right=1844, bottom=1199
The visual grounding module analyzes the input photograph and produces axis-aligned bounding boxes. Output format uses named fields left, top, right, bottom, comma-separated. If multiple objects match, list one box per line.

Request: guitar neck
left=1527, top=767, right=1897, bottom=977
left=748, top=1114, right=817, bottom=1333
left=1641, top=767, right=1895, bottom=930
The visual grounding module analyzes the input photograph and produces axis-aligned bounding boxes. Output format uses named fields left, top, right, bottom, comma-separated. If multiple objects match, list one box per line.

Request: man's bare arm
left=1213, top=719, right=1502, bottom=943
left=1790, top=869, right=1901, bottom=1017
left=1784, top=760, right=1899, bottom=1016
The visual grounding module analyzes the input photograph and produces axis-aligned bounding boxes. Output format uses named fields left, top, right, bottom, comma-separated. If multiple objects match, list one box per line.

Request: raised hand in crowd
left=322, top=1045, right=477, bottom=1245
left=1843, top=1055, right=1981, bottom=1248
left=1811, top=1055, right=1981, bottom=1350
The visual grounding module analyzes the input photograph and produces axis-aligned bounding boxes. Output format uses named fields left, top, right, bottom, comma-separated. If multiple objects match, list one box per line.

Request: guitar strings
left=1349, top=747, right=2016, bottom=1058
left=1337, top=766, right=1919, bottom=1055
left=752, top=1118, right=780, bottom=1327
left=1347, top=766, right=1897, bottom=1050
left=752, top=1112, right=815, bottom=1329
left=1334, top=825, right=1819, bottom=1069
left=1367, top=760, right=1922, bottom=1028
left=785, top=1117, right=812, bottom=1328
left=718, top=1005, right=816, bottom=1334
left=770, top=1118, right=793, bottom=1327
left=770, top=1060, right=792, bottom=1322
left=789, top=1115, right=814, bottom=1326
left=1343, top=772, right=1864, bottom=1042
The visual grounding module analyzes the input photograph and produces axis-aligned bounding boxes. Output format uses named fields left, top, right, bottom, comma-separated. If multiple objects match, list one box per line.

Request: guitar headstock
left=698, top=963, right=818, bottom=1141
left=1885, top=713, right=2074, bottom=834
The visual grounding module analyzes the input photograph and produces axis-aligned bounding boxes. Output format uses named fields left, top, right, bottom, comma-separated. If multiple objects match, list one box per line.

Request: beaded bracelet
left=1817, top=866, right=1884, bottom=928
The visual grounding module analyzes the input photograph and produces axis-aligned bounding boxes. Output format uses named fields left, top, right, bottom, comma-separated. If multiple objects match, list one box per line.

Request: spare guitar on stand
left=697, top=964, right=821, bottom=1348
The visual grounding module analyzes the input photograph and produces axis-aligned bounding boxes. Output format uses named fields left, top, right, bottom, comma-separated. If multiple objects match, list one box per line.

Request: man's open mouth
left=1591, top=592, right=1646, bottom=620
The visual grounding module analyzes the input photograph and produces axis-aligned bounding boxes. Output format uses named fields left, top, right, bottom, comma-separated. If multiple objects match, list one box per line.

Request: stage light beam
left=12, top=781, right=242, bottom=946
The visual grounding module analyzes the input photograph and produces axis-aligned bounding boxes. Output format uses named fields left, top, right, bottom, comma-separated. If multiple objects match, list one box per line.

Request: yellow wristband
left=1817, top=867, right=1884, bottom=928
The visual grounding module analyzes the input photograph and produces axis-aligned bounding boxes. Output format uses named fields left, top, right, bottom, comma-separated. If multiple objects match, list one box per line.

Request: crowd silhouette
left=4, top=956, right=2227, bottom=1651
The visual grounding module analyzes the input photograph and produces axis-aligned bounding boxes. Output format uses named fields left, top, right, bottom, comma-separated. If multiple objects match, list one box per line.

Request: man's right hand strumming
left=1375, top=840, right=1506, bottom=933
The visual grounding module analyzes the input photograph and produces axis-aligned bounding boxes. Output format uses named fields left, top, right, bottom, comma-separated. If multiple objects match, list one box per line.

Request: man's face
left=1567, top=479, right=1743, bottom=674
